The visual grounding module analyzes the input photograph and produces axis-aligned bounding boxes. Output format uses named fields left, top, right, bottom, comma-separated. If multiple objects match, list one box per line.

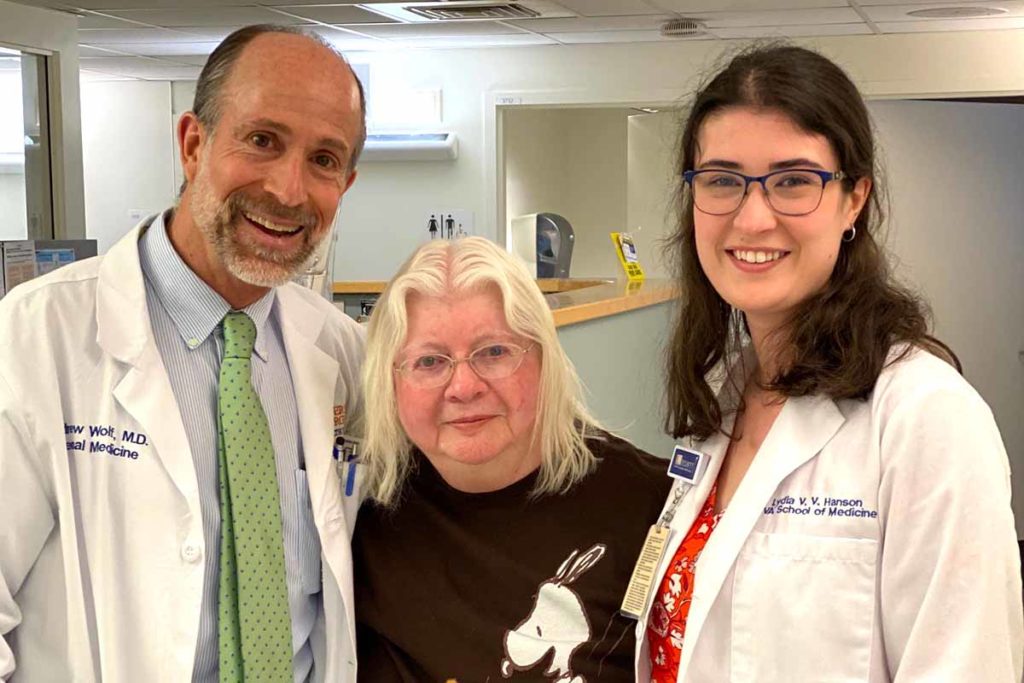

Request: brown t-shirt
left=352, top=433, right=672, bottom=682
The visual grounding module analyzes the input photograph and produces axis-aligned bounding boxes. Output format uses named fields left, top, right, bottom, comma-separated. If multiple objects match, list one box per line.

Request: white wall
left=0, top=0, right=84, bottom=239
left=626, top=111, right=680, bottom=278
left=80, top=80, right=175, bottom=253
left=868, top=100, right=1024, bottom=535
left=504, top=107, right=629, bottom=277
left=0, top=175, right=27, bottom=239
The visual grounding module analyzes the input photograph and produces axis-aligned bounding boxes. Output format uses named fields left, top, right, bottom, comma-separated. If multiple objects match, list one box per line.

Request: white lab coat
left=0, top=221, right=366, bottom=682
left=635, top=347, right=1023, bottom=682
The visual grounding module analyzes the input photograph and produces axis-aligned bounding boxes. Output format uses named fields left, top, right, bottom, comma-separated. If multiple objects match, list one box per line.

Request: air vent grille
left=661, top=18, right=705, bottom=37
left=406, top=3, right=541, bottom=20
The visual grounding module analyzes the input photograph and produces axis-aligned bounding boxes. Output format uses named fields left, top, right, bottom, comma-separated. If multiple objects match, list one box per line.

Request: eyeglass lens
left=691, top=170, right=827, bottom=216
left=401, top=343, right=528, bottom=387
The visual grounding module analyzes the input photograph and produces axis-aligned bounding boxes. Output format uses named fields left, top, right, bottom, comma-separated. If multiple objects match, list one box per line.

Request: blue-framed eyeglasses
left=682, top=168, right=846, bottom=216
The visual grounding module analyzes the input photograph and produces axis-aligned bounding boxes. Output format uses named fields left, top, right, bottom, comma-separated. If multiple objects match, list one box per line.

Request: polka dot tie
left=217, top=312, right=292, bottom=682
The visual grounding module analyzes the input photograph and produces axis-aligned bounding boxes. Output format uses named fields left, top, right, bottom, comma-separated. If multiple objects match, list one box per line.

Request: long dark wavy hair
left=665, top=44, right=958, bottom=441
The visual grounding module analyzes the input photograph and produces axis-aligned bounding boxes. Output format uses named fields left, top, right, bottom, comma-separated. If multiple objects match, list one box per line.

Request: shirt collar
left=139, top=209, right=276, bottom=362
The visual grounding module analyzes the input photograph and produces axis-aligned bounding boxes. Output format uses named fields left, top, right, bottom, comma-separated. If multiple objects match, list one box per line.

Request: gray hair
left=361, top=237, right=602, bottom=507
left=181, top=24, right=367, bottom=194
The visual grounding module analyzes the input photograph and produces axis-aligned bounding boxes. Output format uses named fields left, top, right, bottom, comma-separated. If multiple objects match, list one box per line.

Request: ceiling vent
left=661, top=18, right=706, bottom=38
left=360, top=1, right=573, bottom=23
left=407, top=3, right=541, bottom=20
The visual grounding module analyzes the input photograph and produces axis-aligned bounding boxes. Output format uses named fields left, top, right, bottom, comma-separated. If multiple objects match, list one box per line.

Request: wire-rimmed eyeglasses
left=394, top=342, right=534, bottom=389
left=682, top=168, right=846, bottom=217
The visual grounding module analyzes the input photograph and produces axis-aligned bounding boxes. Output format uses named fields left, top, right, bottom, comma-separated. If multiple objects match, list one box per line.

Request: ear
left=340, top=168, right=358, bottom=195
left=843, top=176, right=872, bottom=227
left=178, top=111, right=206, bottom=186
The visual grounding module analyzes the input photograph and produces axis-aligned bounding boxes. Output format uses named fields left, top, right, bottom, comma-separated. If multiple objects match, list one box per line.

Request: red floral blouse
left=646, top=485, right=723, bottom=682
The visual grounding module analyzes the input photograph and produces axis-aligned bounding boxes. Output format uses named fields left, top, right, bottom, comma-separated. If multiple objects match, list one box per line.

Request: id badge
left=620, top=525, right=672, bottom=620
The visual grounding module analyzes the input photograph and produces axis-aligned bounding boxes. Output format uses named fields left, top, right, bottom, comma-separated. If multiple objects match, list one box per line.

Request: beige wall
left=504, top=107, right=629, bottom=277
left=81, top=80, right=174, bottom=252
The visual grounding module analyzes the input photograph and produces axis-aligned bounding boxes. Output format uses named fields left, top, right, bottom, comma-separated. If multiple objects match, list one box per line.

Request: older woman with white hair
left=351, top=236, right=670, bottom=682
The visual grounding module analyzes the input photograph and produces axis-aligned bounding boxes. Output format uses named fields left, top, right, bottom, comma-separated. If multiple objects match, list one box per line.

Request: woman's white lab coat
left=635, top=348, right=1023, bottom=682
left=0, top=222, right=365, bottom=682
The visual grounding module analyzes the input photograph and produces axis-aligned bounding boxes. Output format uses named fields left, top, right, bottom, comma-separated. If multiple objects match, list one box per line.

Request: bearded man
left=0, top=25, right=366, bottom=682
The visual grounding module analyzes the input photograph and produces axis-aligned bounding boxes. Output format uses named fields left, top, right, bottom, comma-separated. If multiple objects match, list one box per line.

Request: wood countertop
left=333, top=278, right=678, bottom=327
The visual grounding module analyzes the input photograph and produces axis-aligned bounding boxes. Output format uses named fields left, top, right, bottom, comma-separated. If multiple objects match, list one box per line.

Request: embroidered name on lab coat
left=763, top=495, right=878, bottom=519
left=65, top=422, right=149, bottom=461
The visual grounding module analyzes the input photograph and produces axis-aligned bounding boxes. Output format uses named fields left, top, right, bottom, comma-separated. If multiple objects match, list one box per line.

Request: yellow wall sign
left=610, top=232, right=645, bottom=282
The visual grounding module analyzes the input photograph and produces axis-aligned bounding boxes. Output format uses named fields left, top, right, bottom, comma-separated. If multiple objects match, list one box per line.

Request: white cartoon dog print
left=500, top=544, right=607, bottom=682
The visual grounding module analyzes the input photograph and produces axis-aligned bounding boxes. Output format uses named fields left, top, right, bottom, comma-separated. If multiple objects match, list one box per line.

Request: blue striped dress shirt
left=138, top=212, right=320, bottom=683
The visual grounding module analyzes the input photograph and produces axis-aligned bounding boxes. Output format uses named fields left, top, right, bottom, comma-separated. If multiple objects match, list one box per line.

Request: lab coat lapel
left=277, top=288, right=356, bottom=665
left=677, top=393, right=845, bottom=677
left=98, top=222, right=199, bottom=505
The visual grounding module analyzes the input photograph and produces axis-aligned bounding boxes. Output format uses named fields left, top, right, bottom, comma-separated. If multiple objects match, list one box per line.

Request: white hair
left=361, top=237, right=601, bottom=506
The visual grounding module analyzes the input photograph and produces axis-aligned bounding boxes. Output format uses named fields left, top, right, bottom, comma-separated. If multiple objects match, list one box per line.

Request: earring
left=842, top=226, right=856, bottom=243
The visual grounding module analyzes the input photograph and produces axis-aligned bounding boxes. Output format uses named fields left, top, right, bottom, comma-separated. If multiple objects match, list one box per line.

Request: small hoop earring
left=842, top=226, right=856, bottom=243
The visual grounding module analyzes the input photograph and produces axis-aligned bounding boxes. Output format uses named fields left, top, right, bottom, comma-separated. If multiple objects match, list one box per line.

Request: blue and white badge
left=667, top=445, right=708, bottom=485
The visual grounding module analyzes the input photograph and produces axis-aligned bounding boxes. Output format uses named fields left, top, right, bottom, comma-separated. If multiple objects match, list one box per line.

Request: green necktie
left=217, top=311, right=293, bottom=682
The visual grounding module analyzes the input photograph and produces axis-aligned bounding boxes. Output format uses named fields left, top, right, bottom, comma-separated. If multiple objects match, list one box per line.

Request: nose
left=731, top=181, right=777, bottom=234
left=443, top=360, right=487, bottom=403
left=264, top=151, right=308, bottom=208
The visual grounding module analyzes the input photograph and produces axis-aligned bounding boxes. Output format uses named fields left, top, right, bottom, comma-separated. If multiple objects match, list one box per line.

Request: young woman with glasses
left=637, top=45, right=1022, bottom=682
left=351, top=236, right=671, bottom=682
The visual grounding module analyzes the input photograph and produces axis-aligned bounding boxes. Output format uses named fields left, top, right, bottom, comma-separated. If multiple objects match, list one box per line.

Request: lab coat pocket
left=295, top=468, right=323, bottom=594
left=731, top=532, right=876, bottom=683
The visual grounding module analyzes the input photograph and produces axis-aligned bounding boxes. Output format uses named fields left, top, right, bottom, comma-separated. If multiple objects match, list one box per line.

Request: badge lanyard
left=332, top=432, right=361, bottom=497
left=620, top=446, right=709, bottom=620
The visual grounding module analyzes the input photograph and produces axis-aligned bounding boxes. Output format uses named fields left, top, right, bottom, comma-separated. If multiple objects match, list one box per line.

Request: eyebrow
left=237, top=118, right=352, bottom=155
left=402, top=334, right=519, bottom=356
left=696, top=157, right=827, bottom=171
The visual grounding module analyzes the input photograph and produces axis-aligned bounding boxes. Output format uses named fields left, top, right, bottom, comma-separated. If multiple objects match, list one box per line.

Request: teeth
left=244, top=211, right=302, bottom=234
left=734, top=250, right=784, bottom=264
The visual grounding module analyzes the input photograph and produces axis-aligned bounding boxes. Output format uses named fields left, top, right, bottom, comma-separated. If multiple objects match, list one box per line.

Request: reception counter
left=332, top=278, right=677, bottom=328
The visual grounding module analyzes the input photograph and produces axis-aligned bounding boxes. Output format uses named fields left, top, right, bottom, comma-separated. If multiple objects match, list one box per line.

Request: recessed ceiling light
left=634, top=107, right=660, bottom=114
left=907, top=6, right=1008, bottom=19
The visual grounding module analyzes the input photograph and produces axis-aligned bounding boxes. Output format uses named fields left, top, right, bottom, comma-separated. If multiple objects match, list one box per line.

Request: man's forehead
left=227, top=32, right=352, bottom=89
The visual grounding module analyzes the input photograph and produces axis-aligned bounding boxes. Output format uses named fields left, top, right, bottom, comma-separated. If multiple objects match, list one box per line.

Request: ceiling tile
left=78, top=44, right=128, bottom=56
left=509, top=14, right=674, bottom=32
left=355, top=21, right=528, bottom=38
left=877, top=16, right=1024, bottom=31
left=387, top=34, right=558, bottom=49
left=653, top=0, right=847, bottom=10
left=307, top=28, right=392, bottom=51
left=863, top=2, right=1024, bottom=22
left=80, top=70, right=138, bottom=82
left=548, top=0, right=666, bottom=16
left=18, top=0, right=364, bottom=7
left=81, top=40, right=223, bottom=56
left=267, top=5, right=398, bottom=24
left=857, top=0, right=1007, bottom=5
left=689, top=8, right=861, bottom=28
left=79, top=56, right=201, bottom=79
left=77, top=14, right=150, bottom=29
left=78, top=27, right=209, bottom=44
left=102, top=7, right=303, bottom=28
left=548, top=29, right=706, bottom=43
left=712, top=22, right=872, bottom=38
